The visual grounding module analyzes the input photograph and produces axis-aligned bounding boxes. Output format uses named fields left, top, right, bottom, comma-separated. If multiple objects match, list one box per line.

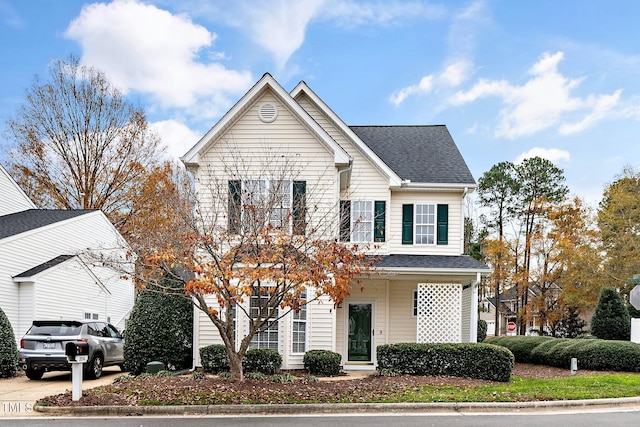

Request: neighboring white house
left=182, top=74, right=491, bottom=370
left=0, top=165, right=134, bottom=341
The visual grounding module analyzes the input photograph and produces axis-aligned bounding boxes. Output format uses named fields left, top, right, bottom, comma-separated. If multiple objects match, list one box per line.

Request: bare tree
left=5, top=55, right=161, bottom=229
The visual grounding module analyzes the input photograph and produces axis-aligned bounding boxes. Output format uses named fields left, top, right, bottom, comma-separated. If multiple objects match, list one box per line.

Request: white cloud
left=151, top=119, right=202, bottom=161
left=64, top=0, right=253, bottom=120
left=321, top=0, right=446, bottom=28
left=452, top=51, right=622, bottom=138
left=390, top=75, right=434, bottom=106
left=514, top=147, right=570, bottom=165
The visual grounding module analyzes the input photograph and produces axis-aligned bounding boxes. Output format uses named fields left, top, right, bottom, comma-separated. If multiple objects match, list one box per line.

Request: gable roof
left=290, top=82, right=403, bottom=188
left=0, top=209, right=95, bottom=240
left=181, top=73, right=351, bottom=168
left=349, top=126, right=476, bottom=187
left=0, top=164, right=37, bottom=215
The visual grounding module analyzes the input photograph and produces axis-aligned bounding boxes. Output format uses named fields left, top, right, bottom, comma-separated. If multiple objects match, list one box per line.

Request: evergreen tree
left=123, top=275, right=193, bottom=375
left=555, top=305, right=587, bottom=338
left=0, top=307, right=18, bottom=378
left=590, top=287, right=631, bottom=340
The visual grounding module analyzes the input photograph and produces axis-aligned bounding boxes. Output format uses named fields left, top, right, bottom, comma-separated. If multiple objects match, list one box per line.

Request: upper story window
left=340, top=200, right=385, bottom=243
left=228, top=180, right=306, bottom=235
left=402, top=203, right=448, bottom=245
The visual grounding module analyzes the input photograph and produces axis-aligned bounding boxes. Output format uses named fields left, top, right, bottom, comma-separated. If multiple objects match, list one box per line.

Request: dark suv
left=19, top=320, right=125, bottom=380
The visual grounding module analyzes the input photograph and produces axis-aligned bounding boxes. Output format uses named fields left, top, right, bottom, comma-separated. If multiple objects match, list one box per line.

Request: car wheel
left=25, top=368, right=44, bottom=380
left=86, top=354, right=103, bottom=379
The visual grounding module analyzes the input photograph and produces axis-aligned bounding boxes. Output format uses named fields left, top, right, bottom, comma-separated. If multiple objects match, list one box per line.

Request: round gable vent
left=258, top=102, right=278, bottom=123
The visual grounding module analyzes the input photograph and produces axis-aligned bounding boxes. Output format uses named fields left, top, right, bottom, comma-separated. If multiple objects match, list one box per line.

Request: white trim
left=290, top=81, right=403, bottom=188
left=182, top=73, right=351, bottom=168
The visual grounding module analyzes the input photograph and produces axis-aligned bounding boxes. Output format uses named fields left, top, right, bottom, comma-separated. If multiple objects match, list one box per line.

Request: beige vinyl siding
left=17, top=283, right=34, bottom=340
left=389, top=191, right=463, bottom=255
left=0, top=211, right=133, bottom=341
left=194, top=91, right=339, bottom=237
left=387, top=280, right=418, bottom=343
left=461, top=285, right=472, bottom=343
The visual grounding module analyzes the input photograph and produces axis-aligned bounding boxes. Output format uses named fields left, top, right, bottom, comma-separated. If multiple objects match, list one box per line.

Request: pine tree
left=590, top=287, right=631, bottom=340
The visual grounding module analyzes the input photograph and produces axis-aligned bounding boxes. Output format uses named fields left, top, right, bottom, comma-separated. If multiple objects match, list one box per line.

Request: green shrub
left=242, top=348, right=282, bottom=375
left=477, top=320, right=488, bottom=343
left=591, top=288, right=631, bottom=340
left=376, top=343, right=514, bottom=382
left=199, top=344, right=229, bottom=373
left=124, top=277, right=193, bottom=375
left=303, top=350, right=342, bottom=376
left=485, top=335, right=553, bottom=363
left=487, top=336, right=640, bottom=372
left=0, top=307, right=18, bottom=378
left=245, top=371, right=267, bottom=380
left=271, top=373, right=296, bottom=383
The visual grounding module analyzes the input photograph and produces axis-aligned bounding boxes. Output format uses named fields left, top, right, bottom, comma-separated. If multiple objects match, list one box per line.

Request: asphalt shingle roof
left=374, top=254, right=490, bottom=270
left=349, top=125, right=476, bottom=185
left=13, top=254, right=75, bottom=278
left=0, top=209, right=95, bottom=240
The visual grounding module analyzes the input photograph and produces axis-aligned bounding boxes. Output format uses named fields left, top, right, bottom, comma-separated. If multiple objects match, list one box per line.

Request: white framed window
left=84, top=312, right=99, bottom=320
left=249, top=286, right=279, bottom=351
left=291, top=291, right=307, bottom=354
left=351, top=200, right=373, bottom=242
left=242, top=179, right=292, bottom=232
left=415, top=203, right=435, bottom=245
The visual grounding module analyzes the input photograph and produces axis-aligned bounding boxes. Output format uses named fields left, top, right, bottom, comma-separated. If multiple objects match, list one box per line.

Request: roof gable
left=290, top=82, right=403, bottom=188
left=0, top=164, right=37, bottom=215
left=181, top=73, right=351, bottom=168
left=349, top=126, right=476, bottom=186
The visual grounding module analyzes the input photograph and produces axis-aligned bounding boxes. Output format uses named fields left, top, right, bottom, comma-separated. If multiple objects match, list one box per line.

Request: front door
left=347, top=303, right=373, bottom=362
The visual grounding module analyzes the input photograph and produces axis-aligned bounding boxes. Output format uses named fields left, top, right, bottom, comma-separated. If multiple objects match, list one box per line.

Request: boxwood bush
left=0, top=307, right=18, bottom=378
left=486, top=336, right=640, bottom=372
left=243, top=348, right=282, bottom=375
left=477, top=320, right=488, bottom=343
left=376, top=343, right=514, bottom=382
left=303, top=350, right=342, bottom=376
left=199, top=344, right=229, bottom=373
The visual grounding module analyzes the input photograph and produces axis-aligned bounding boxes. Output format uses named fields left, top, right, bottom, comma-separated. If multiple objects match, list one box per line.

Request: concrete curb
left=34, top=396, right=640, bottom=416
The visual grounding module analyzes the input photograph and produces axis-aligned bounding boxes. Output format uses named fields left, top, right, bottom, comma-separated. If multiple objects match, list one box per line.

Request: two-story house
left=182, top=74, right=490, bottom=370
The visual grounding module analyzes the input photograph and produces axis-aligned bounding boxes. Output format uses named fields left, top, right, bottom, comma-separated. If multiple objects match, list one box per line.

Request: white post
left=570, top=358, right=578, bottom=376
left=71, top=363, right=83, bottom=401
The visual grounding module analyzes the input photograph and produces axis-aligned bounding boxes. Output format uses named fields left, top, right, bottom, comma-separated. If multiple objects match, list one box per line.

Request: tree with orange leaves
left=140, top=143, right=374, bottom=380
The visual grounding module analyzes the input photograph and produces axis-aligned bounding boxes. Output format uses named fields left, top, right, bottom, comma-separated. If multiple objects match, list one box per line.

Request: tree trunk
left=227, top=350, right=244, bottom=381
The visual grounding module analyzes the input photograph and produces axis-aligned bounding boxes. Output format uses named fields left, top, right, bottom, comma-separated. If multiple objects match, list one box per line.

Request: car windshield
left=27, top=323, right=82, bottom=336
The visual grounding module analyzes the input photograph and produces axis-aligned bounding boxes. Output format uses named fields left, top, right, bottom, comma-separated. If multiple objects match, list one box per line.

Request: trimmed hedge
left=486, top=336, right=640, bottom=372
left=243, top=349, right=282, bottom=375
left=485, top=336, right=554, bottom=363
left=303, top=350, right=342, bottom=376
left=376, top=343, right=514, bottom=382
left=200, top=344, right=229, bottom=373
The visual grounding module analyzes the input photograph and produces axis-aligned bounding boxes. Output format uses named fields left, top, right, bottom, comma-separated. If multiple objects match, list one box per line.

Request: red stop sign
left=507, top=321, right=516, bottom=333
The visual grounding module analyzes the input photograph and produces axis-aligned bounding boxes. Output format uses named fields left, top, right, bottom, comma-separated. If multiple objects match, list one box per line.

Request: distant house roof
left=13, top=254, right=74, bottom=278
left=349, top=125, right=476, bottom=185
left=374, top=254, right=490, bottom=271
left=0, top=209, right=95, bottom=240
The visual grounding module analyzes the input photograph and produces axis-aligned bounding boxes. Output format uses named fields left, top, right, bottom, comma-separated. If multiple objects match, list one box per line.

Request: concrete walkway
left=0, top=367, right=123, bottom=417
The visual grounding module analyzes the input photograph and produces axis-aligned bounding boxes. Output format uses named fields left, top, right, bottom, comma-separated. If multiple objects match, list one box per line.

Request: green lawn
left=386, top=374, right=640, bottom=403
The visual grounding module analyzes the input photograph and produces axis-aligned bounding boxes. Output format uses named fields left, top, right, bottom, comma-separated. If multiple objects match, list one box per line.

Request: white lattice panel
left=417, top=283, right=461, bottom=343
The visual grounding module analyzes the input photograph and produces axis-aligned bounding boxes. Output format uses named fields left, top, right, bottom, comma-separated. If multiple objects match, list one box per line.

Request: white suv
left=19, top=320, right=125, bottom=380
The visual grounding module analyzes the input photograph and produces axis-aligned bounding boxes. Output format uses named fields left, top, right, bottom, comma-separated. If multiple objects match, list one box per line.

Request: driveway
left=0, top=366, right=122, bottom=417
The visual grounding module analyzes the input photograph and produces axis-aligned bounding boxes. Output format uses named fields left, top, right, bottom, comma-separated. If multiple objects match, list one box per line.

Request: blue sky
left=2, top=0, right=640, bottom=205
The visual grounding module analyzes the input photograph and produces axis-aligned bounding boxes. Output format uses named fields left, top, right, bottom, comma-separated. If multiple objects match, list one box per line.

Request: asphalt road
left=4, top=410, right=640, bottom=427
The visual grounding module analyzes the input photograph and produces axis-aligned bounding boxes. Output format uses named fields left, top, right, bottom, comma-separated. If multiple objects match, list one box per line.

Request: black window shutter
left=402, top=204, right=413, bottom=245
left=437, top=204, right=448, bottom=245
left=374, top=200, right=385, bottom=242
left=339, top=200, right=351, bottom=242
left=292, top=181, right=306, bottom=235
left=228, top=180, right=241, bottom=233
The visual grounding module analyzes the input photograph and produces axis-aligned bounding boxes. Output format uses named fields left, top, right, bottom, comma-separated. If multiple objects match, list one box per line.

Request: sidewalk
left=0, top=367, right=123, bottom=417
